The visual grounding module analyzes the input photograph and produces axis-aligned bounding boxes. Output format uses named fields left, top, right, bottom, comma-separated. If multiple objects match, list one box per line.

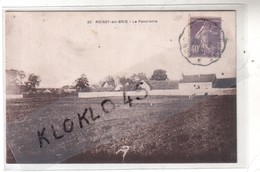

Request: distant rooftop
left=90, top=87, right=115, bottom=92
left=148, top=80, right=179, bottom=90
left=180, top=74, right=216, bottom=83
left=102, top=81, right=115, bottom=87
left=214, top=78, right=236, bottom=88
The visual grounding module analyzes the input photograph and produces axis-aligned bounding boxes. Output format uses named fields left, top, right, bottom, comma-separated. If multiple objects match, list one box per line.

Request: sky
left=5, top=11, right=236, bottom=88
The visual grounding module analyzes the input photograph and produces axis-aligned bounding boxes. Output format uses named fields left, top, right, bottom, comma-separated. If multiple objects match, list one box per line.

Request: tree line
left=6, top=69, right=41, bottom=94
left=73, top=69, right=168, bottom=91
left=6, top=69, right=168, bottom=93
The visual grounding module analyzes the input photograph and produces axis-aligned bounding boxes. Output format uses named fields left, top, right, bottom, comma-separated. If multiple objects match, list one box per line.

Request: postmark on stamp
left=179, top=17, right=227, bottom=66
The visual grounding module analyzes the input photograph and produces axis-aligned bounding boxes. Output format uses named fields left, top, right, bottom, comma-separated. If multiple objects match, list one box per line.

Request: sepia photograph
left=5, top=11, right=237, bottom=164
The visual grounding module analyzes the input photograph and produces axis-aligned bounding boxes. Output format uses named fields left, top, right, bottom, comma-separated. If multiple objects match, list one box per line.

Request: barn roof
left=148, top=80, right=179, bottom=90
left=90, top=87, right=115, bottom=92
left=180, top=74, right=216, bottom=83
left=214, top=78, right=236, bottom=88
left=43, top=89, right=51, bottom=93
left=102, top=81, right=115, bottom=87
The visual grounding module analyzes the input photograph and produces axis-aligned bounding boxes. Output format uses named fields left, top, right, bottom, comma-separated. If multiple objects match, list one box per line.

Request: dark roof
left=148, top=80, right=179, bottom=90
left=91, top=87, right=115, bottom=92
left=214, top=78, right=236, bottom=88
left=118, top=80, right=178, bottom=91
left=180, top=74, right=216, bottom=83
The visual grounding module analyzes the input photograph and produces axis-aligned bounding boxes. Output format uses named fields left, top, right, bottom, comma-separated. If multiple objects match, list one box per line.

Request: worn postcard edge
left=2, top=4, right=248, bottom=171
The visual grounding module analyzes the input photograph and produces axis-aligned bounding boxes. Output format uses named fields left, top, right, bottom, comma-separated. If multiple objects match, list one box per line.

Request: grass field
left=6, top=94, right=236, bottom=163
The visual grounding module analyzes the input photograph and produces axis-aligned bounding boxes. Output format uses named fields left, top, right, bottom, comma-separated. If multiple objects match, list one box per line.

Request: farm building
left=63, top=88, right=77, bottom=93
left=43, top=89, right=52, bottom=93
left=139, top=80, right=152, bottom=91
left=102, top=81, right=115, bottom=88
left=119, top=80, right=179, bottom=91
left=91, top=87, right=115, bottom=92
left=114, top=83, right=123, bottom=91
left=90, top=82, right=123, bottom=92
left=179, top=74, right=217, bottom=90
left=118, top=80, right=151, bottom=91
left=148, top=80, right=179, bottom=90
left=214, top=78, right=236, bottom=88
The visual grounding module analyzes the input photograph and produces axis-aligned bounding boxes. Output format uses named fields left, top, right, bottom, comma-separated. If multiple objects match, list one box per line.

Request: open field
left=6, top=94, right=236, bottom=163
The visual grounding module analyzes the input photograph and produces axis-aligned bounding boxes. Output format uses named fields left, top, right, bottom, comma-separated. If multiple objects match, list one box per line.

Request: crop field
left=6, top=94, right=236, bottom=163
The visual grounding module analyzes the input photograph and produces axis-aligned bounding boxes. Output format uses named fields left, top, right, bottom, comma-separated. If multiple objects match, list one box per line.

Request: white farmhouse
left=114, top=83, right=123, bottom=91
left=139, top=80, right=152, bottom=91
left=179, top=74, right=216, bottom=90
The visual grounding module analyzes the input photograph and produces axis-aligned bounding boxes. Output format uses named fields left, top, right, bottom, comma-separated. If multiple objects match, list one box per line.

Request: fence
left=78, top=88, right=236, bottom=98
left=6, top=94, right=23, bottom=99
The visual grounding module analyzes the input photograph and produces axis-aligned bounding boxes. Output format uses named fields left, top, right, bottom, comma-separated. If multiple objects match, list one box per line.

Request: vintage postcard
left=5, top=11, right=236, bottom=164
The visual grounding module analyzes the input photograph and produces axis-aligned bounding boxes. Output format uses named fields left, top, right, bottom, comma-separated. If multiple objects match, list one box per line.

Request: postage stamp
left=179, top=17, right=227, bottom=66
left=190, top=17, right=222, bottom=58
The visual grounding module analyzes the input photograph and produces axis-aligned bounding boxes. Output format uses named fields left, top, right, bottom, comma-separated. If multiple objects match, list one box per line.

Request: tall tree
left=25, top=73, right=41, bottom=91
left=118, top=76, right=127, bottom=86
left=74, top=74, right=90, bottom=91
left=150, top=69, right=168, bottom=81
left=118, top=76, right=134, bottom=86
